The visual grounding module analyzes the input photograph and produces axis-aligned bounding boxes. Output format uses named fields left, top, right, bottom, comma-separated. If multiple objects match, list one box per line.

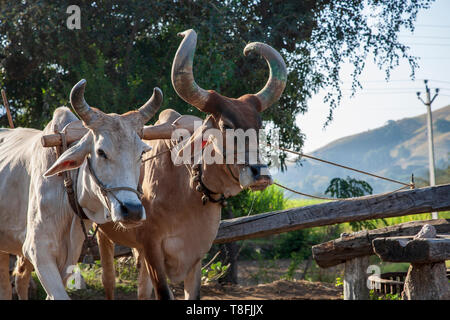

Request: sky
left=298, top=0, right=450, bottom=153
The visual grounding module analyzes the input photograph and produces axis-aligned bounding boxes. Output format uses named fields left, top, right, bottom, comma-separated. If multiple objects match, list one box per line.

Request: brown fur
left=98, top=94, right=270, bottom=300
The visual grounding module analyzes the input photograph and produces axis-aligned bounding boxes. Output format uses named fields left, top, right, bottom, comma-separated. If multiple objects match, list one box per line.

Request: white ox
left=0, top=79, right=162, bottom=299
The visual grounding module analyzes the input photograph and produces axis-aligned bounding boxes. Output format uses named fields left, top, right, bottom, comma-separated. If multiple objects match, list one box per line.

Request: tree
left=325, top=176, right=373, bottom=199
left=0, top=0, right=434, bottom=169
left=325, top=176, right=378, bottom=231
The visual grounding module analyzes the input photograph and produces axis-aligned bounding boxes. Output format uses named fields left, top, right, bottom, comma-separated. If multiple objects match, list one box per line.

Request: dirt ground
left=96, top=259, right=342, bottom=300
left=174, top=279, right=342, bottom=300
left=175, top=259, right=341, bottom=300
left=104, top=279, right=342, bottom=300
left=20, top=257, right=342, bottom=300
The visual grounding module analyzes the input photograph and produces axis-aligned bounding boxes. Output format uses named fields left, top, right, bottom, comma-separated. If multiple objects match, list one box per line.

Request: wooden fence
left=214, top=184, right=450, bottom=243
left=94, top=184, right=450, bottom=260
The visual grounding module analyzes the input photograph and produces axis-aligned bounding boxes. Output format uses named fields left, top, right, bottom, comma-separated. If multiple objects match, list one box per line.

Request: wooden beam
left=1, top=89, right=14, bottom=128
left=372, top=235, right=450, bottom=263
left=41, top=114, right=198, bottom=147
left=343, top=256, right=370, bottom=300
left=312, top=219, right=450, bottom=268
left=214, top=184, right=450, bottom=244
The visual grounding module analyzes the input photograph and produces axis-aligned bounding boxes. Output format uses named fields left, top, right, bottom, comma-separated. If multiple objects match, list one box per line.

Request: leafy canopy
left=0, top=0, right=433, bottom=168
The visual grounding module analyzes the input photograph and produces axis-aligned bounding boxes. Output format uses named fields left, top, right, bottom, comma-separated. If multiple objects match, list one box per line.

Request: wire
left=428, top=79, right=450, bottom=84
left=400, top=35, right=450, bottom=40
left=342, top=87, right=431, bottom=91
left=405, top=42, right=450, bottom=46
left=342, top=92, right=419, bottom=95
left=272, top=145, right=412, bottom=187
left=416, top=24, right=450, bottom=29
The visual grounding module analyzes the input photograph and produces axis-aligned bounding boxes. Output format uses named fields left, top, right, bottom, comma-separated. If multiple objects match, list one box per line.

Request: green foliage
left=0, top=0, right=432, bottom=168
left=325, top=176, right=373, bottom=199
left=227, top=183, right=287, bottom=218
left=201, top=261, right=230, bottom=284
left=370, top=290, right=401, bottom=300
left=248, top=248, right=280, bottom=284
left=282, top=251, right=303, bottom=281
left=114, top=257, right=139, bottom=281
left=31, top=272, right=47, bottom=300
left=325, top=176, right=382, bottom=231
left=335, top=276, right=343, bottom=288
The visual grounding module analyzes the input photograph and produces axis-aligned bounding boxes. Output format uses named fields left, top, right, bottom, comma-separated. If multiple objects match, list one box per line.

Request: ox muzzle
left=87, top=157, right=145, bottom=227
left=239, top=163, right=273, bottom=191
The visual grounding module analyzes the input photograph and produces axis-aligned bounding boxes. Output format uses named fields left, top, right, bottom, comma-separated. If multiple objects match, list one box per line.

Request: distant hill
left=274, top=105, right=450, bottom=198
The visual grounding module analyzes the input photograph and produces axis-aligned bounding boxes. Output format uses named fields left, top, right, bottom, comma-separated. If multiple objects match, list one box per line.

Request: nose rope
left=86, top=157, right=143, bottom=213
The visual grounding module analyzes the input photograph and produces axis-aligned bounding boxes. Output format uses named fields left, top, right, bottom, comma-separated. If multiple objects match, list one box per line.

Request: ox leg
left=184, top=259, right=201, bottom=300
left=14, top=255, right=33, bottom=300
left=134, top=249, right=153, bottom=300
left=29, top=252, right=70, bottom=300
left=143, top=246, right=173, bottom=300
left=97, top=229, right=116, bottom=300
left=0, top=252, right=12, bottom=300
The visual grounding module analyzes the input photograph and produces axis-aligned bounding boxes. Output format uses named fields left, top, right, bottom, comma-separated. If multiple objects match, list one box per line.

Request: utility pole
left=416, top=80, right=439, bottom=219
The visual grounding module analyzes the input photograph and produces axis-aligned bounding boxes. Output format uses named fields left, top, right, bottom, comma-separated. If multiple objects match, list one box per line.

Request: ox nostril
left=120, top=202, right=143, bottom=221
left=250, top=165, right=260, bottom=177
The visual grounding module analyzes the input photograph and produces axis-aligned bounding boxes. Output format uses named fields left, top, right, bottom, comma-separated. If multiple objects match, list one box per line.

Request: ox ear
left=44, top=133, right=92, bottom=177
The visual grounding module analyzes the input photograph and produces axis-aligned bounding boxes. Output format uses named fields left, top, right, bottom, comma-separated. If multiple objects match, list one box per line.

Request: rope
left=142, top=147, right=173, bottom=162
left=140, top=135, right=415, bottom=202
left=274, top=182, right=412, bottom=201
left=272, top=145, right=412, bottom=188
left=270, top=145, right=415, bottom=201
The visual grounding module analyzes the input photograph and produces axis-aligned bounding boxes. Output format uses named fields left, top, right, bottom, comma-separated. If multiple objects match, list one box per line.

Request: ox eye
left=97, top=149, right=108, bottom=159
left=222, top=123, right=233, bottom=130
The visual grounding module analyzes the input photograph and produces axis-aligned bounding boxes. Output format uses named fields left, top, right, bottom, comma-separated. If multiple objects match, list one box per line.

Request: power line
left=342, top=92, right=418, bottom=95
left=428, top=79, right=450, bottom=84
left=420, top=57, right=450, bottom=60
left=342, top=87, right=444, bottom=91
left=400, top=35, right=450, bottom=40
left=340, top=79, right=450, bottom=84
left=405, top=42, right=450, bottom=46
left=416, top=24, right=450, bottom=29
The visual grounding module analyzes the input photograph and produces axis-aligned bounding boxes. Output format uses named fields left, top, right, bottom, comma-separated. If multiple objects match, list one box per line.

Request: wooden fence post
left=343, top=256, right=370, bottom=300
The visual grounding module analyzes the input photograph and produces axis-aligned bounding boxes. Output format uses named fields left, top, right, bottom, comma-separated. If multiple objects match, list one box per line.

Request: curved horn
left=70, top=79, right=98, bottom=125
left=137, top=87, right=163, bottom=125
left=244, top=42, right=287, bottom=112
left=171, top=29, right=211, bottom=112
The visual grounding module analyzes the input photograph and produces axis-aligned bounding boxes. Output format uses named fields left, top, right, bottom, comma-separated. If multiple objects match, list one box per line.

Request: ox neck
left=191, top=163, right=226, bottom=206
left=191, top=159, right=242, bottom=205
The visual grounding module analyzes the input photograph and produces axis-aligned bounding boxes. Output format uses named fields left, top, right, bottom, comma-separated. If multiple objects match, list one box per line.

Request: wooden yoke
left=41, top=115, right=199, bottom=148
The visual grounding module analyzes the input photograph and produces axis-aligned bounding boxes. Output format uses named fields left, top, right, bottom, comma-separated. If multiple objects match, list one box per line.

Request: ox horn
left=136, top=87, right=163, bottom=125
left=171, top=29, right=211, bottom=112
left=243, top=42, right=287, bottom=112
left=70, top=79, right=99, bottom=125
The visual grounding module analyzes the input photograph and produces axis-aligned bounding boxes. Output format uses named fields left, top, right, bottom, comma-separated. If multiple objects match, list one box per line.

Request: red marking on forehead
left=201, top=140, right=208, bottom=149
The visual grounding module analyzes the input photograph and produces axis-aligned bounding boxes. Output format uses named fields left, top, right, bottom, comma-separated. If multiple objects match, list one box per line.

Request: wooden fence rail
left=312, top=219, right=450, bottom=268
left=82, top=184, right=450, bottom=259
left=214, top=184, right=450, bottom=244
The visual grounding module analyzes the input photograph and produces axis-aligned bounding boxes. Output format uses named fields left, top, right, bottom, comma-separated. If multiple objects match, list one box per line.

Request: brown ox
left=97, top=29, right=287, bottom=299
